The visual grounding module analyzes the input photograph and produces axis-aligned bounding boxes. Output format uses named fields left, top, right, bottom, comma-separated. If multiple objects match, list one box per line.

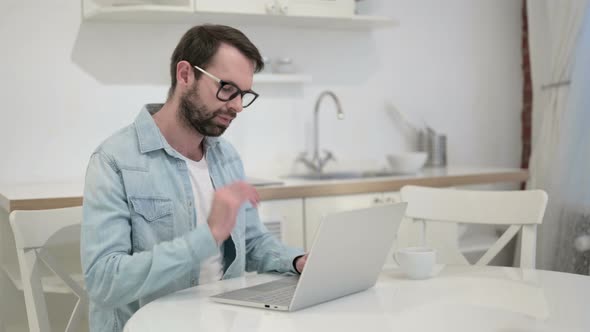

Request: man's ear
left=176, top=60, right=194, bottom=88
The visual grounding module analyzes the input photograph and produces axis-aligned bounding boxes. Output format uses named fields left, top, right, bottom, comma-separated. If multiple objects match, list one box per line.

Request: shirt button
left=188, top=201, right=193, bottom=207
left=191, top=279, right=197, bottom=286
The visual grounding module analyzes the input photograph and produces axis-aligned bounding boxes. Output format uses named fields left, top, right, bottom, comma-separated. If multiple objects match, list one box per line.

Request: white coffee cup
left=394, top=247, right=436, bottom=279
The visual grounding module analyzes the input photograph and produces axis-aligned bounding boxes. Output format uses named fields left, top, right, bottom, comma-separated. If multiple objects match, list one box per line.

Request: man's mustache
left=210, top=109, right=236, bottom=120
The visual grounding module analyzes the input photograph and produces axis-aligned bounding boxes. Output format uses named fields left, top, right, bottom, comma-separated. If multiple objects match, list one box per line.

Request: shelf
left=83, top=5, right=397, bottom=29
left=84, top=4, right=194, bottom=22
left=253, top=74, right=312, bottom=84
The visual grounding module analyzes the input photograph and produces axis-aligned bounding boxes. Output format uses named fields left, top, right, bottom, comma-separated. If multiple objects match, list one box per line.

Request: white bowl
left=387, top=152, right=427, bottom=174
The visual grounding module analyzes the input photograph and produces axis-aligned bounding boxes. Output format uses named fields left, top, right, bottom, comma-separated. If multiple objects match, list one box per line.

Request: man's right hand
left=208, top=181, right=260, bottom=244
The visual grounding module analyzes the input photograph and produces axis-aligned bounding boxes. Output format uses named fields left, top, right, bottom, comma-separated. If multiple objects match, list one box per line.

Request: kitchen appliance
left=420, top=130, right=447, bottom=167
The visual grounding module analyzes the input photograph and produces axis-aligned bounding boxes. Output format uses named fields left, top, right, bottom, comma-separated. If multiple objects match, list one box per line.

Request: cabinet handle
left=373, top=197, right=383, bottom=204
left=266, top=2, right=277, bottom=14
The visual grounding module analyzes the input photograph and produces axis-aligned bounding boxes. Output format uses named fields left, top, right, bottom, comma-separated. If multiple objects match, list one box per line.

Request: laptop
left=210, top=203, right=407, bottom=311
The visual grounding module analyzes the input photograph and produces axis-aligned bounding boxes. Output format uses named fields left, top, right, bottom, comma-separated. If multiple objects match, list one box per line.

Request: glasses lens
left=217, top=84, right=239, bottom=101
left=242, top=93, right=257, bottom=107
left=216, top=82, right=258, bottom=107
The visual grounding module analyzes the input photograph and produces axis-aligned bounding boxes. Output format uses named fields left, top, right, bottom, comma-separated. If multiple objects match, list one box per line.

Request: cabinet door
left=303, top=193, right=379, bottom=250
left=385, top=189, right=469, bottom=267
left=379, top=191, right=402, bottom=267
left=381, top=191, right=402, bottom=205
left=258, top=199, right=304, bottom=248
left=286, top=0, right=354, bottom=17
left=195, top=0, right=270, bottom=15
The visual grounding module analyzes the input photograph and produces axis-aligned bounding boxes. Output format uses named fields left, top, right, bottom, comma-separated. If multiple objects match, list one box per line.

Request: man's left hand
left=295, top=254, right=308, bottom=274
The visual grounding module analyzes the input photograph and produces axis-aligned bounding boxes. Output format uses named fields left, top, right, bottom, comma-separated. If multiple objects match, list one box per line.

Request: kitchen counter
left=0, top=167, right=528, bottom=213
left=259, top=167, right=527, bottom=200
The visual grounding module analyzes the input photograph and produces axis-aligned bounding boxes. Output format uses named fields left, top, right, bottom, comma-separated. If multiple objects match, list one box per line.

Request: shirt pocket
left=129, top=196, right=175, bottom=251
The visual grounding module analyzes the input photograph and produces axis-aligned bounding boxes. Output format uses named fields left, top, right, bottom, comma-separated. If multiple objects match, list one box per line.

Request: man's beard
left=179, top=88, right=236, bottom=137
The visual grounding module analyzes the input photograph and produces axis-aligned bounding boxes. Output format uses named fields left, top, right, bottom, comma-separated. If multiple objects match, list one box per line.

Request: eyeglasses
left=193, top=64, right=259, bottom=108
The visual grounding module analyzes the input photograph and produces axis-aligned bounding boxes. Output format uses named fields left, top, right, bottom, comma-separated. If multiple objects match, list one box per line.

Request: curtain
left=526, top=0, right=590, bottom=272
left=520, top=0, right=533, bottom=174
left=552, top=8, right=590, bottom=274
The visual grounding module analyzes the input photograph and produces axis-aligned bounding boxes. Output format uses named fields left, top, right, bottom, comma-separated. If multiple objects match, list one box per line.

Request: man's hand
left=208, top=181, right=260, bottom=244
left=295, top=254, right=308, bottom=274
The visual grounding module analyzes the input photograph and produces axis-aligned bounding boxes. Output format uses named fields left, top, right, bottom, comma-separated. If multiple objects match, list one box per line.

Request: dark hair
left=168, top=24, right=264, bottom=98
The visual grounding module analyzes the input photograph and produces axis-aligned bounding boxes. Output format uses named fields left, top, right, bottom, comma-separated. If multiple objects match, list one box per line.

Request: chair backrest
left=399, top=186, right=548, bottom=268
left=9, top=206, right=87, bottom=332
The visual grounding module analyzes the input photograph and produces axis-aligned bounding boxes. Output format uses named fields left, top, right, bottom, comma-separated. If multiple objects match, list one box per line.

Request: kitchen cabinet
left=83, top=0, right=195, bottom=20
left=304, top=192, right=392, bottom=250
left=254, top=74, right=312, bottom=84
left=195, top=0, right=269, bottom=15
left=258, top=198, right=305, bottom=248
left=302, top=189, right=510, bottom=267
left=197, top=0, right=354, bottom=17
left=82, top=0, right=396, bottom=29
left=303, top=192, right=404, bottom=268
left=378, top=191, right=402, bottom=205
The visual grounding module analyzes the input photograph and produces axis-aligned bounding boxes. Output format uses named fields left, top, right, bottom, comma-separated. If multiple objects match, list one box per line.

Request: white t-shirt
left=184, top=155, right=223, bottom=284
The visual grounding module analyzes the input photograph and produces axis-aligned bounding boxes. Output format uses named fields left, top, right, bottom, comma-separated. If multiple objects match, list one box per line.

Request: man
left=81, top=25, right=307, bottom=332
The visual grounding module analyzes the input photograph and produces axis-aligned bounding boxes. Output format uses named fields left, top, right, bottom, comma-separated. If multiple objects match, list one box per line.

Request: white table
left=124, top=265, right=590, bottom=332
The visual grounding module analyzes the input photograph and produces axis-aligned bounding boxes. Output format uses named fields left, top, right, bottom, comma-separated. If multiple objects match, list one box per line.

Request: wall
left=0, top=0, right=522, bottom=183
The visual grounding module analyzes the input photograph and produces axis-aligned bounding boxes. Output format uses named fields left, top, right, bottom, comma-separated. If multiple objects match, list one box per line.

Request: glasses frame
left=192, top=64, right=259, bottom=108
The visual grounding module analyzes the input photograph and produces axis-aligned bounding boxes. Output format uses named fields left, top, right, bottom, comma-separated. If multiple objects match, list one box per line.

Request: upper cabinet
left=196, top=0, right=354, bottom=17
left=82, top=0, right=397, bottom=29
left=253, top=74, right=312, bottom=84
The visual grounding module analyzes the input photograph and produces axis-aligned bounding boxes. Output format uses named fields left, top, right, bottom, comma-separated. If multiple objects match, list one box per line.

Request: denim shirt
left=81, top=105, right=303, bottom=332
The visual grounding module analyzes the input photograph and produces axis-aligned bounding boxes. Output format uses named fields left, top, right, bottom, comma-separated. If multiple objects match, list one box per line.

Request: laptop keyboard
left=213, top=277, right=299, bottom=307
left=246, top=284, right=297, bottom=306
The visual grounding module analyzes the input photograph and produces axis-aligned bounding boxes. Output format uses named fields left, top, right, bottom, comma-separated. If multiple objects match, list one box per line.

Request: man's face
left=178, top=43, right=255, bottom=137
left=178, top=85, right=235, bottom=137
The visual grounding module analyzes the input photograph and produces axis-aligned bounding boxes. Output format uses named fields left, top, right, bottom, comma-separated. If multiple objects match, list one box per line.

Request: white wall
left=0, top=0, right=522, bottom=183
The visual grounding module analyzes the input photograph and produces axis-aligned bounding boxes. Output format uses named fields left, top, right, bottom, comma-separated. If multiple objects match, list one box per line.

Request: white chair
left=9, top=206, right=87, bottom=332
left=399, top=186, right=548, bottom=268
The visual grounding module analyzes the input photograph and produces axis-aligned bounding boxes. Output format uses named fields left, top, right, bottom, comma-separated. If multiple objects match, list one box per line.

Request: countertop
left=0, top=167, right=528, bottom=213
left=258, top=167, right=527, bottom=200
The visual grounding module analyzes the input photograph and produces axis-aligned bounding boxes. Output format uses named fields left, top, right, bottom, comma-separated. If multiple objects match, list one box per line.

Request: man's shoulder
left=208, top=137, right=241, bottom=162
left=92, top=124, right=140, bottom=160
left=213, top=137, right=238, bottom=153
left=207, top=137, right=245, bottom=179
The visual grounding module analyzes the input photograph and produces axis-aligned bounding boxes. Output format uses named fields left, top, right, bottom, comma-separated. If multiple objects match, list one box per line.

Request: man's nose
left=228, top=95, right=244, bottom=113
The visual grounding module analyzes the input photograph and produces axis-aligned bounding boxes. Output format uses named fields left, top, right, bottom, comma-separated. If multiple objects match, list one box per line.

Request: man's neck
left=153, top=100, right=205, bottom=161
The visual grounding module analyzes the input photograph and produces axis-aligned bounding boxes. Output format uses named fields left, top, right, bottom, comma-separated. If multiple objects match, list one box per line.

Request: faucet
left=297, top=91, right=345, bottom=174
